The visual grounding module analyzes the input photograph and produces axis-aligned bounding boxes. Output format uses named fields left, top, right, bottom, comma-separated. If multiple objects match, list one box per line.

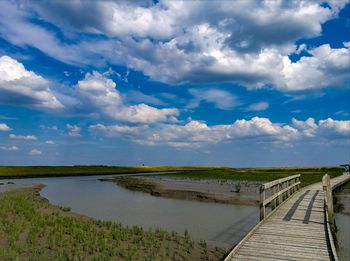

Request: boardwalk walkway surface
left=226, top=174, right=350, bottom=261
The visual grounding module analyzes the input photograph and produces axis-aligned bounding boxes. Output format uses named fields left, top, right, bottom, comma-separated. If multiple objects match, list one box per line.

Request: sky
left=0, top=0, right=349, bottom=167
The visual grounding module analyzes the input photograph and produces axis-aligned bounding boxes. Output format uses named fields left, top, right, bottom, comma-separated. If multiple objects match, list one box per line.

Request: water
left=335, top=213, right=350, bottom=261
left=0, top=174, right=258, bottom=248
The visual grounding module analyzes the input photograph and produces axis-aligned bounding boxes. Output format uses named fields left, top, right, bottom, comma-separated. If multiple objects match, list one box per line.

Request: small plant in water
left=59, top=206, right=71, bottom=212
left=234, top=182, right=241, bottom=193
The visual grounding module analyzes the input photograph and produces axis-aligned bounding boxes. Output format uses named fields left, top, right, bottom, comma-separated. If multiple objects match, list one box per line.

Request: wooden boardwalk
left=225, top=174, right=350, bottom=261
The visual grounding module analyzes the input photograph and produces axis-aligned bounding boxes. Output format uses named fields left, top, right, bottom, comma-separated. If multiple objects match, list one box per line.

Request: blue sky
left=0, top=0, right=349, bottom=167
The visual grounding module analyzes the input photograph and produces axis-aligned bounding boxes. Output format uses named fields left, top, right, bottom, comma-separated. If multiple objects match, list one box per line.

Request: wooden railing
left=259, top=174, right=301, bottom=220
left=322, top=174, right=335, bottom=231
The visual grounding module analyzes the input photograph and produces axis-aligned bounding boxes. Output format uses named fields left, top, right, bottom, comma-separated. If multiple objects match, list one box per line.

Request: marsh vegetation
left=166, top=167, right=343, bottom=187
left=0, top=166, right=225, bottom=178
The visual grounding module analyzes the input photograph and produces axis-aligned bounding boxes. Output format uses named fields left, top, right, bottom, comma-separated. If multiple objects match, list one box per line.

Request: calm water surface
left=1, top=174, right=259, bottom=248
left=335, top=212, right=350, bottom=261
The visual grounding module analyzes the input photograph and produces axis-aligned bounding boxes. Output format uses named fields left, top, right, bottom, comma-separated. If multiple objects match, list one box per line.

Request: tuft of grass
left=0, top=187, right=225, bottom=260
left=234, top=182, right=241, bottom=193
left=58, top=206, right=71, bottom=212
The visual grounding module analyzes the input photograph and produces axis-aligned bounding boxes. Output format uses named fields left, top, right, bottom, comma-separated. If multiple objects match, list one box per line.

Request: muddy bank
left=0, top=181, right=41, bottom=193
left=334, top=187, right=350, bottom=216
left=107, top=176, right=260, bottom=206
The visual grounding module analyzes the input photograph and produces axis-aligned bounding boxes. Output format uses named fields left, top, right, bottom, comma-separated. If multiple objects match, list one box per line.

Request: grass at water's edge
left=0, top=187, right=225, bottom=260
left=165, top=167, right=343, bottom=187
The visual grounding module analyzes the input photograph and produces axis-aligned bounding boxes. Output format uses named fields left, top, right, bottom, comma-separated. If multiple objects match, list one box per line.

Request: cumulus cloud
left=29, top=0, right=341, bottom=49
left=292, top=117, right=350, bottom=139
left=9, top=134, right=37, bottom=140
left=0, top=146, right=19, bottom=151
left=66, top=124, right=81, bottom=138
left=90, top=117, right=300, bottom=148
left=188, top=88, right=239, bottom=110
left=75, top=71, right=179, bottom=124
left=29, top=149, right=42, bottom=155
left=91, top=116, right=350, bottom=148
left=0, top=123, right=11, bottom=131
left=0, top=56, right=63, bottom=109
left=0, top=1, right=348, bottom=92
left=45, top=140, right=54, bottom=144
left=279, top=44, right=350, bottom=91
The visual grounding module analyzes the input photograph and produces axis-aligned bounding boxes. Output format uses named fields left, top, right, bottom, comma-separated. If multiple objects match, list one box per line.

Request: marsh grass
left=0, top=187, right=225, bottom=260
left=0, top=166, right=226, bottom=178
left=167, top=167, right=343, bottom=187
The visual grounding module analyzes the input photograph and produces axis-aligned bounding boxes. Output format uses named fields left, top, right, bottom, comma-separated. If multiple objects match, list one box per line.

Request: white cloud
left=92, top=116, right=350, bottom=148
left=9, top=134, right=37, bottom=140
left=125, top=90, right=165, bottom=106
left=66, top=124, right=81, bottom=137
left=0, top=56, right=63, bottom=109
left=0, top=123, right=11, bottom=131
left=292, top=118, right=318, bottom=137
left=246, top=102, right=269, bottom=111
left=334, top=110, right=350, bottom=117
left=279, top=44, right=350, bottom=91
left=45, top=140, right=54, bottom=144
left=293, top=117, right=350, bottom=139
left=40, top=125, right=58, bottom=131
left=91, top=117, right=300, bottom=148
left=318, top=118, right=350, bottom=137
left=89, top=124, right=146, bottom=138
left=29, top=149, right=42, bottom=155
left=0, top=146, right=19, bottom=151
left=188, top=88, right=238, bottom=110
left=75, top=71, right=179, bottom=124
left=0, top=1, right=348, bottom=92
left=30, top=1, right=340, bottom=47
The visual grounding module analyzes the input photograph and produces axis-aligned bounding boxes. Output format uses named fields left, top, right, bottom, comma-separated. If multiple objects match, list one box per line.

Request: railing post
left=271, top=185, right=276, bottom=210
left=278, top=183, right=282, bottom=205
left=259, top=186, right=265, bottom=221
left=323, top=174, right=335, bottom=230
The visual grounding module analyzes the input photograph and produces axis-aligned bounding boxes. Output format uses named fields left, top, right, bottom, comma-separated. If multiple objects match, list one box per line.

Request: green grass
left=167, top=167, right=343, bottom=187
left=0, top=166, right=226, bottom=178
left=0, top=187, right=225, bottom=260
left=0, top=165, right=344, bottom=187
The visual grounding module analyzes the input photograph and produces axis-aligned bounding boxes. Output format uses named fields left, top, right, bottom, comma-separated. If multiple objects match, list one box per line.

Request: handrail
left=262, top=174, right=300, bottom=189
left=260, top=174, right=300, bottom=220
left=322, top=174, right=340, bottom=261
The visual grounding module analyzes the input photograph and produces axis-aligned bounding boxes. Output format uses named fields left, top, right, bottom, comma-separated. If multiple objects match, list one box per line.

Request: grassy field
left=165, top=167, right=344, bottom=187
left=0, top=187, right=225, bottom=260
left=0, top=166, right=344, bottom=187
left=0, top=166, right=225, bottom=178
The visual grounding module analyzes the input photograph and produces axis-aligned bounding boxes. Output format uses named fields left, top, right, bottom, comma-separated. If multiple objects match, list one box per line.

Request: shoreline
left=106, top=176, right=260, bottom=206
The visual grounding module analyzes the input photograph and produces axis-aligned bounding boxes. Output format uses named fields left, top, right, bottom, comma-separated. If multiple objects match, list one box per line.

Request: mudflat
left=110, top=175, right=261, bottom=206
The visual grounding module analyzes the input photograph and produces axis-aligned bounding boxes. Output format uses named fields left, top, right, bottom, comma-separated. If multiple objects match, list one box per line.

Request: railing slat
left=263, top=181, right=301, bottom=206
left=263, top=174, right=300, bottom=189
left=259, top=174, right=301, bottom=221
